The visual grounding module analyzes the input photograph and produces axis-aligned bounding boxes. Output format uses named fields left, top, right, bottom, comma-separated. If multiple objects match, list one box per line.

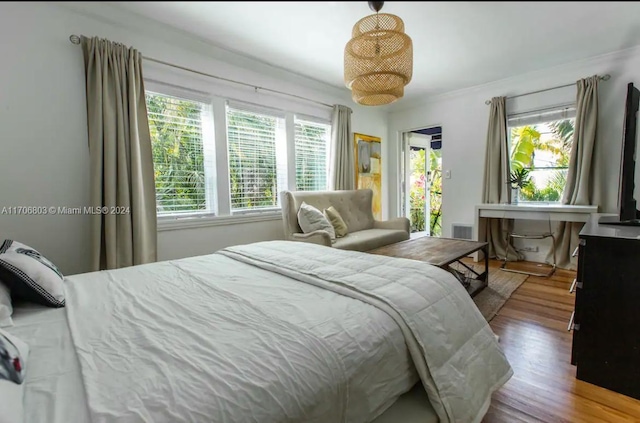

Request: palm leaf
left=510, top=126, right=540, bottom=170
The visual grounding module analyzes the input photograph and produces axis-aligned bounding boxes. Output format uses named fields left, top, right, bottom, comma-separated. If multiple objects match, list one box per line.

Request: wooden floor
left=474, top=259, right=640, bottom=423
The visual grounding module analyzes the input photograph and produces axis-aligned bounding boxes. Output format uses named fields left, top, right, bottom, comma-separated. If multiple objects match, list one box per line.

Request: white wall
left=157, top=218, right=285, bottom=263
left=4, top=2, right=637, bottom=271
left=389, top=46, right=640, bottom=260
left=0, top=2, right=389, bottom=275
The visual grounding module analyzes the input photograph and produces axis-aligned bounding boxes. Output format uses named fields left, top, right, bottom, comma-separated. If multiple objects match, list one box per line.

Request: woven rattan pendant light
left=344, top=1, right=413, bottom=106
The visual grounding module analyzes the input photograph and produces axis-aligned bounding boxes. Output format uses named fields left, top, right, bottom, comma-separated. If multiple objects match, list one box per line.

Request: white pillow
left=0, top=240, right=65, bottom=308
left=297, top=202, right=336, bottom=240
left=0, top=284, right=12, bottom=328
left=0, top=328, right=29, bottom=423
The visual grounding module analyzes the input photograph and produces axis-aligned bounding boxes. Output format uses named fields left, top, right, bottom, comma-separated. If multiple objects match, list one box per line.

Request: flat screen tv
left=600, top=82, right=640, bottom=226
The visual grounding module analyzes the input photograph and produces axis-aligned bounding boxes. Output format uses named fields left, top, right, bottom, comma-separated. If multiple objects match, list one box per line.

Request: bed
left=5, top=240, right=512, bottom=423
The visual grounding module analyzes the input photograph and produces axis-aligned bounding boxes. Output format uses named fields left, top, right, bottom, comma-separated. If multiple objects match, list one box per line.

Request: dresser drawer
left=570, top=238, right=586, bottom=365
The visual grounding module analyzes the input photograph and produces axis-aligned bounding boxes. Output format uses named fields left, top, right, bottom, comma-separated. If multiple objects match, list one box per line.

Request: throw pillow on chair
left=297, top=202, right=336, bottom=240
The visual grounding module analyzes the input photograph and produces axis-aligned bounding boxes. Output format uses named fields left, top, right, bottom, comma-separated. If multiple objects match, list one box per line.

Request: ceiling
left=113, top=2, right=640, bottom=103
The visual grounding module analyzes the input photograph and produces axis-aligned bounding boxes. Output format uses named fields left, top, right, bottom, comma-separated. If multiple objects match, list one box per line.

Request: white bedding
left=7, top=305, right=90, bottom=423
left=221, top=242, right=513, bottom=423
left=10, top=250, right=420, bottom=423
left=7, top=240, right=510, bottom=423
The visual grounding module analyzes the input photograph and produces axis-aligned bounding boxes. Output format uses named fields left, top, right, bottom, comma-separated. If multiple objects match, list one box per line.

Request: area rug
left=449, top=264, right=528, bottom=322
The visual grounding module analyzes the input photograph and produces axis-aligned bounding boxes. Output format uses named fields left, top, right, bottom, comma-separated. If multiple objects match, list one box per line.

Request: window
left=226, top=105, right=287, bottom=212
left=508, top=106, right=576, bottom=202
left=146, top=91, right=215, bottom=216
left=146, top=85, right=332, bottom=222
left=294, top=118, right=330, bottom=191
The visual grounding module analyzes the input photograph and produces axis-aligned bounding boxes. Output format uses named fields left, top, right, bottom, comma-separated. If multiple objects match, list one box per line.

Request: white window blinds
left=146, top=91, right=214, bottom=216
left=226, top=105, right=286, bottom=212
left=508, top=105, right=576, bottom=127
left=294, top=118, right=330, bottom=191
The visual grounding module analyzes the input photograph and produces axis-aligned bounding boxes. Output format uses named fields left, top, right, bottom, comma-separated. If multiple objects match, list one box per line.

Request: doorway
left=401, top=127, right=442, bottom=237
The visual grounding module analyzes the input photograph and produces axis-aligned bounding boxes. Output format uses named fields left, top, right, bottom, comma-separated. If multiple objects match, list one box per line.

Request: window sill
left=515, top=200, right=561, bottom=205
left=157, top=211, right=282, bottom=232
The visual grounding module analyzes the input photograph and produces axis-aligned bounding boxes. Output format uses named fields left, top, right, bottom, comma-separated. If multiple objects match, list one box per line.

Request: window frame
left=145, top=83, right=218, bottom=220
left=507, top=104, right=576, bottom=204
left=293, top=114, right=331, bottom=192
left=145, top=81, right=332, bottom=230
left=225, top=101, right=288, bottom=215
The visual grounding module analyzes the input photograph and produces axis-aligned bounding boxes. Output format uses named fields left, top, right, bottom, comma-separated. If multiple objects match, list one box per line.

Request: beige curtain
left=554, top=76, right=599, bottom=269
left=482, top=97, right=520, bottom=260
left=329, top=105, right=354, bottom=190
left=81, top=36, right=157, bottom=271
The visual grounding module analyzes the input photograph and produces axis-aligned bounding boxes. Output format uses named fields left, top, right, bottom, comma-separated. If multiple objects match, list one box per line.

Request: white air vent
left=452, top=224, right=473, bottom=240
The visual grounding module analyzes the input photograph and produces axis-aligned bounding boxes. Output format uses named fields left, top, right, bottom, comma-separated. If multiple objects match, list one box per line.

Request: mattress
left=7, top=253, right=423, bottom=423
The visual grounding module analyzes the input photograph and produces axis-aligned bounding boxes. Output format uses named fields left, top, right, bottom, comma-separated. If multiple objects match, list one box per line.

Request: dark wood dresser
left=571, top=213, right=640, bottom=400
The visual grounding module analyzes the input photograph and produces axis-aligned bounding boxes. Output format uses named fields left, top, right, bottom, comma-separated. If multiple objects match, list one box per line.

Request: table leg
left=473, top=213, right=486, bottom=262
left=483, top=244, right=489, bottom=284
left=451, top=246, right=490, bottom=298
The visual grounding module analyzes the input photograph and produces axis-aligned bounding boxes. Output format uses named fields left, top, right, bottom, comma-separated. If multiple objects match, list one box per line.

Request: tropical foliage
left=409, top=148, right=442, bottom=236
left=147, top=93, right=207, bottom=214
left=509, top=119, right=575, bottom=202
left=227, top=109, right=279, bottom=211
left=147, top=93, right=330, bottom=215
left=295, top=121, right=329, bottom=192
left=509, top=168, right=532, bottom=189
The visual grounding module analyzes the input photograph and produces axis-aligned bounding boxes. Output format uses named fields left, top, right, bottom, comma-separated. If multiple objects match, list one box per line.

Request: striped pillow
left=0, top=240, right=64, bottom=308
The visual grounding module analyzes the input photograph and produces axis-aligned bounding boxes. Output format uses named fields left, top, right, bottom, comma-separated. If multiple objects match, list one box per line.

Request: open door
left=404, top=133, right=431, bottom=235
left=400, top=128, right=443, bottom=237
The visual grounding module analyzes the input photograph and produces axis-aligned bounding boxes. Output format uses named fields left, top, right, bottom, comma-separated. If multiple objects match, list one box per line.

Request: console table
left=473, top=203, right=598, bottom=259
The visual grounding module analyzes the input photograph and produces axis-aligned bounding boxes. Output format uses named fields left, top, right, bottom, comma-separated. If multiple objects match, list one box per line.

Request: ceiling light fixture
left=344, top=1, right=413, bottom=106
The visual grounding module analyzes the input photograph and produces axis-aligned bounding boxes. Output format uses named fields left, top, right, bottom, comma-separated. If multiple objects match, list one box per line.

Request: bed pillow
left=0, top=284, right=12, bottom=328
left=0, top=328, right=29, bottom=423
left=0, top=240, right=65, bottom=308
left=324, top=206, right=348, bottom=238
left=297, top=202, right=336, bottom=240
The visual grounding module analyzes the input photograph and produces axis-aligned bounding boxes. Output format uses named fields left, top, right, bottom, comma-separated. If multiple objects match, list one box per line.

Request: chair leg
left=500, top=229, right=511, bottom=269
left=501, top=233, right=556, bottom=278
left=548, top=234, right=557, bottom=277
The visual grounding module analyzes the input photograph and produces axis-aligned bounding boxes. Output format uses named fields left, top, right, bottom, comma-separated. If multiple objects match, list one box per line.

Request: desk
left=474, top=203, right=598, bottom=259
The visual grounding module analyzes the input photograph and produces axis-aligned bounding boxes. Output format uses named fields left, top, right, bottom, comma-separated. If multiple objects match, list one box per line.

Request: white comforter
left=63, top=243, right=418, bottom=423
left=62, top=240, right=511, bottom=423
left=220, top=242, right=513, bottom=423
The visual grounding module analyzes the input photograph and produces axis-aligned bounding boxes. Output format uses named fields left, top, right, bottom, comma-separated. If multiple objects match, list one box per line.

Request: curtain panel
left=482, top=97, right=520, bottom=260
left=329, top=105, right=354, bottom=190
left=81, top=36, right=157, bottom=270
left=553, top=76, right=599, bottom=269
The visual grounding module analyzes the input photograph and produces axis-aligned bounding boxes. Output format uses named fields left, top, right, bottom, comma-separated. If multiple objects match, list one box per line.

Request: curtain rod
left=484, top=74, right=611, bottom=105
left=69, top=35, right=333, bottom=109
